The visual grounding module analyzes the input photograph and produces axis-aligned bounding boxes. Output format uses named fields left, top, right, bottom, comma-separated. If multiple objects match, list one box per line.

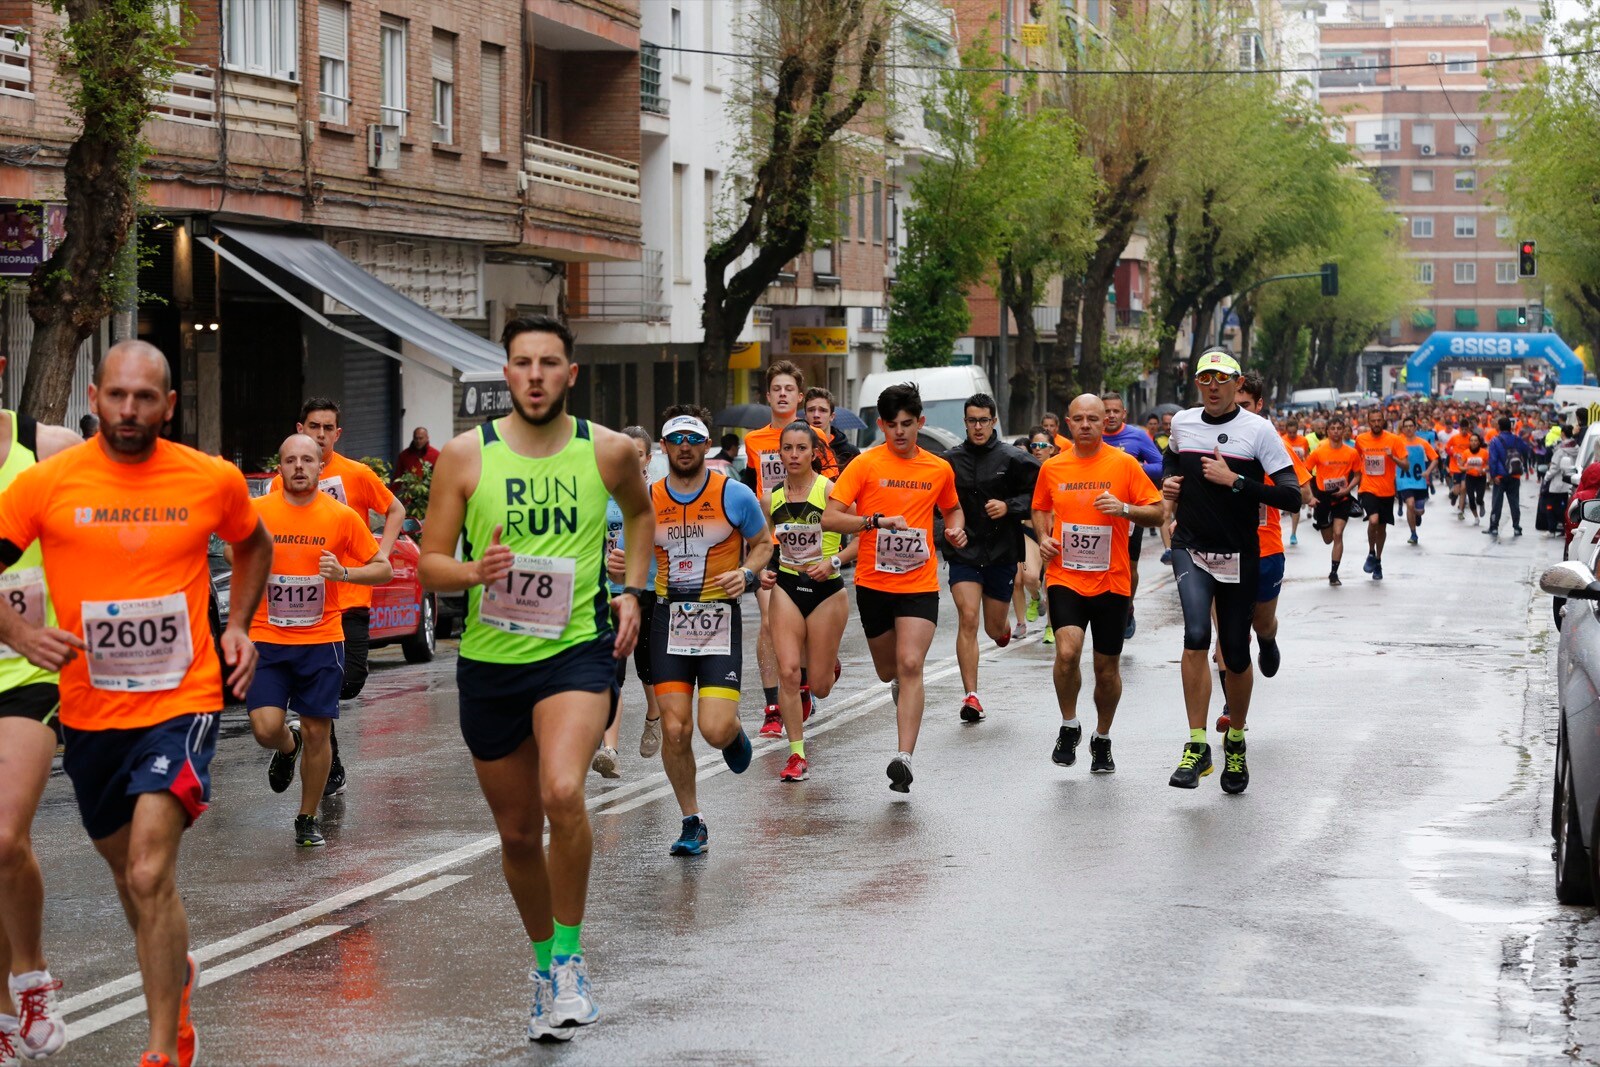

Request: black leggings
left=1171, top=547, right=1257, bottom=674
left=1463, top=477, right=1487, bottom=513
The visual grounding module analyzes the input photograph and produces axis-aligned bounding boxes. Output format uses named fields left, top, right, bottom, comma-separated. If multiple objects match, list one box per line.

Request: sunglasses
left=1195, top=371, right=1238, bottom=386
left=664, top=432, right=708, bottom=446
left=1029, top=441, right=1052, bottom=450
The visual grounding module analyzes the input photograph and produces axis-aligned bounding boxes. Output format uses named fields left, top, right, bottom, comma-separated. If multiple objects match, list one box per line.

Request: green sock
left=532, top=936, right=554, bottom=974
left=1227, top=727, right=1245, bottom=742
left=790, top=739, right=805, bottom=758
left=552, top=920, right=583, bottom=960
left=1189, top=728, right=1207, bottom=744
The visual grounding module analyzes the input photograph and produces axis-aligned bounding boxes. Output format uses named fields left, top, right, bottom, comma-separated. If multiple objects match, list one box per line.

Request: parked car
left=1539, top=553, right=1600, bottom=903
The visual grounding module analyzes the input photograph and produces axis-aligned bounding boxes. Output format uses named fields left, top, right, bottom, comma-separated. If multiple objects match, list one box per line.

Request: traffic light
left=1321, top=262, right=1339, bottom=297
left=1517, top=306, right=1528, bottom=326
left=1519, top=241, right=1537, bottom=278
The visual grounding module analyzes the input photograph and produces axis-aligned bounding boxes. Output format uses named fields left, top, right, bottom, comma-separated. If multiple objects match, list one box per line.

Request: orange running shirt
left=1030, top=446, right=1160, bottom=597
left=815, top=428, right=842, bottom=480
left=741, top=423, right=789, bottom=498
left=1352, top=430, right=1410, bottom=497
left=271, top=450, right=395, bottom=610
left=1461, top=445, right=1490, bottom=477
left=829, top=445, right=958, bottom=594
left=0, top=439, right=258, bottom=730
left=1306, top=441, right=1361, bottom=493
left=1257, top=450, right=1310, bottom=557
left=250, top=489, right=379, bottom=645
left=1282, top=434, right=1310, bottom=463
left=1445, top=431, right=1473, bottom=475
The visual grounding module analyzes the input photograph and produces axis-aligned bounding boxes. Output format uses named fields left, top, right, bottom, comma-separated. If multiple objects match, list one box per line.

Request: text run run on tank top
left=0, top=411, right=55, bottom=690
left=459, top=416, right=612, bottom=665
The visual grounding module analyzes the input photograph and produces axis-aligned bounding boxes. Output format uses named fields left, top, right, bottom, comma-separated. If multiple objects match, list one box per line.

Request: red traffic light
left=1521, top=242, right=1535, bottom=255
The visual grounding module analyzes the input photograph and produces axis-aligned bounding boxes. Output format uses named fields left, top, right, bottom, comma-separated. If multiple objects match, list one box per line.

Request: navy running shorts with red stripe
left=62, top=712, right=218, bottom=840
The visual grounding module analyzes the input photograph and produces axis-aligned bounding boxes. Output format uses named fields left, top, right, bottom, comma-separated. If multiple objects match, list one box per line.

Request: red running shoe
left=759, top=707, right=783, bottom=738
left=833, top=659, right=842, bottom=682
left=800, top=685, right=813, bottom=722
left=140, top=1054, right=175, bottom=1067
left=779, top=753, right=809, bottom=781
left=177, top=953, right=198, bottom=1067
left=960, top=695, right=986, bottom=723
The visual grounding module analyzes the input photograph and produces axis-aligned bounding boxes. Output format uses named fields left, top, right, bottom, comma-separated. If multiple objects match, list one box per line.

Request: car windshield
left=856, top=399, right=970, bottom=445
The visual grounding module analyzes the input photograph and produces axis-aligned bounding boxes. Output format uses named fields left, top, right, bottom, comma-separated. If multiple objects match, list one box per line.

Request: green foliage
left=1101, top=333, right=1158, bottom=393
left=360, top=456, right=393, bottom=484
left=395, top=462, right=433, bottom=521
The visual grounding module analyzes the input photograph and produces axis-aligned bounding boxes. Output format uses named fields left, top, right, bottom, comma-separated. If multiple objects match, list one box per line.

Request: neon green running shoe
left=1026, top=596, right=1040, bottom=622
left=1042, top=626, right=1055, bottom=645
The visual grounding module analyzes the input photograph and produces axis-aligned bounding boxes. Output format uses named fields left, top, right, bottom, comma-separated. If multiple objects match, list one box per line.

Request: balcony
left=1116, top=308, right=1147, bottom=329
left=640, top=43, right=668, bottom=114
left=570, top=249, right=668, bottom=321
left=519, top=136, right=642, bottom=261
left=0, top=26, right=30, bottom=98
left=152, top=62, right=217, bottom=126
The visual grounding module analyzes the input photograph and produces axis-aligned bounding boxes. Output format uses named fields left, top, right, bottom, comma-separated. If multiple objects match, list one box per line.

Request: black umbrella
left=713, top=404, right=773, bottom=429
left=831, top=408, right=868, bottom=432
left=1141, top=403, right=1182, bottom=421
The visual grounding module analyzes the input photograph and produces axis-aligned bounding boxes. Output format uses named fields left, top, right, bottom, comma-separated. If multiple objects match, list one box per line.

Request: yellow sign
left=1019, top=23, right=1047, bottom=47
left=729, top=341, right=761, bottom=370
left=788, top=327, right=848, bottom=356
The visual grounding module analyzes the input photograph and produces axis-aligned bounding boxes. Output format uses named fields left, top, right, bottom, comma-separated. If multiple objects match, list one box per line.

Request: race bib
left=82, top=593, right=193, bottom=692
left=266, top=573, right=325, bottom=628
left=1191, top=551, right=1241, bottom=584
left=317, top=475, right=348, bottom=505
left=1466, top=456, right=1485, bottom=472
left=775, top=522, right=823, bottom=568
left=874, top=527, right=930, bottom=575
left=479, top=556, right=576, bottom=638
left=666, top=601, right=733, bottom=656
left=1056, top=522, right=1113, bottom=572
left=1259, top=504, right=1270, bottom=528
left=1364, top=453, right=1386, bottom=477
left=1324, top=477, right=1346, bottom=493
left=759, top=451, right=786, bottom=493
left=0, top=567, right=46, bottom=660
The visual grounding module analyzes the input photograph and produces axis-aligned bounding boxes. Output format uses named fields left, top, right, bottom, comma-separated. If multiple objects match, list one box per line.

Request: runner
left=1462, top=432, right=1491, bottom=523
left=823, top=383, right=966, bottom=793
left=418, top=315, right=652, bottom=1040
left=1011, top=427, right=1058, bottom=642
left=1353, top=408, right=1410, bottom=581
left=244, top=434, right=390, bottom=846
left=761, top=421, right=856, bottom=781
left=0, top=386, right=91, bottom=1065
left=1042, top=411, right=1069, bottom=452
left=1446, top=417, right=1477, bottom=517
left=1305, top=416, right=1362, bottom=585
left=943, top=393, right=1038, bottom=723
left=1100, top=392, right=1163, bottom=639
left=599, top=426, right=661, bottom=776
left=738, top=362, right=802, bottom=740
left=0, top=340, right=271, bottom=1067
left=1395, top=416, right=1439, bottom=546
left=1031, top=395, right=1162, bottom=772
left=275, top=397, right=406, bottom=797
left=1280, top=417, right=1310, bottom=546
left=1160, top=350, right=1300, bottom=794
left=804, top=387, right=859, bottom=478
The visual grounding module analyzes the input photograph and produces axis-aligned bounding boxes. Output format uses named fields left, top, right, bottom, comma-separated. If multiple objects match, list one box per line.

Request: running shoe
left=1168, top=742, right=1214, bottom=788
left=759, top=706, right=783, bottom=738
left=1329, top=571, right=1341, bottom=587
left=1408, top=532, right=1419, bottom=545
left=1221, top=735, right=1249, bottom=794
left=591, top=746, right=620, bottom=779
left=1362, top=551, right=1376, bottom=574
left=177, top=953, right=197, bottom=1067
left=1371, top=561, right=1383, bottom=581
left=1089, top=735, right=1115, bottom=774
left=890, top=679, right=900, bottom=706
left=639, top=716, right=662, bottom=758
left=1011, top=621, right=1028, bottom=642
left=294, top=814, right=325, bottom=848
left=267, top=720, right=301, bottom=794
left=800, top=685, right=813, bottom=720
left=1160, top=549, right=1172, bottom=564
left=1215, top=712, right=1231, bottom=733
left=0, top=1025, right=18, bottom=1067
left=1123, top=611, right=1136, bottom=640
left=139, top=1055, right=174, bottom=1067
left=721, top=728, right=753, bottom=773
left=1052, top=722, right=1083, bottom=766
left=1484, top=527, right=1498, bottom=537
left=803, top=690, right=819, bottom=722
left=1257, top=638, right=1281, bottom=678
left=528, top=970, right=573, bottom=1043
left=887, top=753, right=913, bottom=793
left=994, top=629, right=1011, bottom=648
left=10, top=970, right=64, bottom=1059
left=1289, top=533, right=1298, bottom=546
left=1514, top=528, right=1524, bottom=537
left=1042, top=626, right=1055, bottom=645
left=669, top=816, right=708, bottom=856
left=323, top=756, right=347, bottom=797
left=550, top=956, right=600, bottom=1029
left=1026, top=596, right=1039, bottom=622
left=779, top=753, right=809, bottom=782
left=960, top=695, right=985, bottom=724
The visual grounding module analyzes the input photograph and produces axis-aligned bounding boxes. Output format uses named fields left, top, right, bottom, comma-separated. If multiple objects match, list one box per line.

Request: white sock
left=683, top=811, right=701, bottom=822
left=897, top=751, right=912, bottom=762
left=966, top=691, right=978, bottom=700
left=1062, top=717, right=1080, bottom=728
left=1094, top=731, right=1110, bottom=740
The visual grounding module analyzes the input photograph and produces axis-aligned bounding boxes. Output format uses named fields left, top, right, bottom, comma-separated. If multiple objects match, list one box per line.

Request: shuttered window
left=379, top=17, right=407, bottom=134
left=480, top=44, right=502, bottom=153
left=317, top=0, right=349, bottom=123
left=431, top=30, right=455, bottom=144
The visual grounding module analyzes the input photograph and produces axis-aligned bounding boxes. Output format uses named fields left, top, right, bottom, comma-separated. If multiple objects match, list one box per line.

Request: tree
left=700, top=0, right=892, bottom=410
left=22, top=0, right=182, bottom=423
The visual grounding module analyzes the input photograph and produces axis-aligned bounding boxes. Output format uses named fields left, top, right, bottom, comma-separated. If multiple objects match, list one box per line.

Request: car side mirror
left=1540, top=561, right=1600, bottom=600
left=1583, top=499, right=1600, bottom=525
left=402, top=518, right=423, bottom=538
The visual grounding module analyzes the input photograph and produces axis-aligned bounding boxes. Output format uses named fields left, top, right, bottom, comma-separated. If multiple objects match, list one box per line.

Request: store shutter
left=337, top=321, right=398, bottom=466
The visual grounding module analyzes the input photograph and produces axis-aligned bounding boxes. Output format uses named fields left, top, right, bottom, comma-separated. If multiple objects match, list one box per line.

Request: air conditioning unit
left=367, top=124, right=401, bottom=171
left=1419, top=143, right=1435, bottom=156
left=1427, top=51, right=1443, bottom=63
left=1459, top=143, right=1475, bottom=157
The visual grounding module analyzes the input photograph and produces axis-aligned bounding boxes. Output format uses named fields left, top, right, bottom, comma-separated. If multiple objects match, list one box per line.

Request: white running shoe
left=591, top=746, right=620, bottom=779
left=639, top=716, right=662, bottom=758
left=1010, top=621, right=1027, bottom=641
left=0, top=1016, right=20, bottom=1067
left=890, top=679, right=900, bottom=706
left=9, top=971, right=65, bottom=1059
left=550, top=956, right=600, bottom=1028
left=527, top=971, right=573, bottom=1043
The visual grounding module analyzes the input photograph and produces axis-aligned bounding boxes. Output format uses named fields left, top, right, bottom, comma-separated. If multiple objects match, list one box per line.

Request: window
left=1454, top=261, right=1476, bottom=284
left=1444, top=52, right=1476, bottom=73
left=529, top=80, right=547, bottom=139
left=480, top=44, right=503, bottom=152
left=1416, top=262, right=1434, bottom=284
left=1496, top=260, right=1518, bottom=284
left=1412, top=122, right=1434, bottom=150
left=702, top=3, right=715, bottom=82
left=1454, top=215, right=1476, bottom=238
left=1454, top=170, right=1475, bottom=192
left=704, top=170, right=719, bottom=243
left=224, top=0, right=296, bottom=81
left=871, top=180, right=883, bottom=244
left=838, top=184, right=850, bottom=237
left=380, top=17, right=408, bottom=134
left=431, top=31, right=455, bottom=145
left=1495, top=215, right=1513, bottom=239
left=1355, top=118, right=1400, bottom=152
left=857, top=178, right=866, bottom=240
left=670, top=7, right=684, bottom=77
left=1412, top=216, right=1434, bottom=239
left=1454, top=123, right=1475, bottom=148
left=1411, top=169, right=1434, bottom=192
left=317, top=0, right=349, bottom=124
left=672, top=164, right=687, bottom=281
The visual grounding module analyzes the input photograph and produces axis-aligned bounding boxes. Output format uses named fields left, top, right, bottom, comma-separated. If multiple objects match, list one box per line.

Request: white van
left=1450, top=376, right=1494, bottom=404
left=854, top=365, right=1002, bottom=445
left=1290, top=387, right=1341, bottom=409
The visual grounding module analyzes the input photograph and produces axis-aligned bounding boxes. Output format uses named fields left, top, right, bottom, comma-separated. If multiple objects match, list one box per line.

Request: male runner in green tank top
left=0, top=375, right=95, bottom=1062
left=420, top=315, right=652, bottom=1043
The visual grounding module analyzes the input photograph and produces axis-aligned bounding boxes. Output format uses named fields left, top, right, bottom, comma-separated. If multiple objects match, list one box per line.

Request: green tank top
left=771, top=476, right=840, bottom=578
left=0, top=412, right=56, bottom=692
left=460, top=417, right=612, bottom=664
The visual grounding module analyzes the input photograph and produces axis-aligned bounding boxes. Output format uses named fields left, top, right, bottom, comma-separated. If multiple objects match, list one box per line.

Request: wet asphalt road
left=30, top=482, right=1599, bottom=1065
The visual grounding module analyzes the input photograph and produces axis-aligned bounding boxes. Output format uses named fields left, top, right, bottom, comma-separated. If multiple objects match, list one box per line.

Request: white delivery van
left=1554, top=385, right=1600, bottom=411
left=1289, top=387, right=1341, bottom=409
left=854, top=365, right=1003, bottom=445
left=1449, top=376, right=1494, bottom=404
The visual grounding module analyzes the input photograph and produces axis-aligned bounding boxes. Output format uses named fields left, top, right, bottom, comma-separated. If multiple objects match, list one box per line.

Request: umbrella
left=831, top=408, right=868, bottom=432
left=712, top=404, right=773, bottom=429
left=1140, top=403, right=1182, bottom=421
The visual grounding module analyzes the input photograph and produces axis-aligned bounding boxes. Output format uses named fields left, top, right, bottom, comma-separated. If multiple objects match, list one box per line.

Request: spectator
left=79, top=413, right=98, bottom=438
left=1540, top=423, right=1579, bottom=536
left=395, top=426, right=439, bottom=480
left=712, top=432, right=743, bottom=470
left=1487, top=415, right=1533, bottom=537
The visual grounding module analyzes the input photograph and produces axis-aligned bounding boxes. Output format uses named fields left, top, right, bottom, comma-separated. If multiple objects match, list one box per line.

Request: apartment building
left=0, top=0, right=644, bottom=466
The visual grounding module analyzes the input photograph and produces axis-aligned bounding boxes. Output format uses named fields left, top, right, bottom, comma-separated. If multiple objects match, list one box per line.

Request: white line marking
left=387, top=874, right=472, bottom=902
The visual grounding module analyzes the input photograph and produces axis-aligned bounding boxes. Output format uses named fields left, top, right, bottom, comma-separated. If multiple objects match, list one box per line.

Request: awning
left=1455, top=307, right=1479, bottom=328
left=1497, top=308, right=1520, bottom=328
left=1412, top=308, right=1436, bottom=329
left=208, top=225, right=503, bottom=377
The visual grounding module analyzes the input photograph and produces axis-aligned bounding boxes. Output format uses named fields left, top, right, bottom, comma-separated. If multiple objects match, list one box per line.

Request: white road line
left=66, top=925, right=348, bottom=1038
left=59, top=630, right=1042, bottom=1025
left=387, top=874, right=472, bottom=902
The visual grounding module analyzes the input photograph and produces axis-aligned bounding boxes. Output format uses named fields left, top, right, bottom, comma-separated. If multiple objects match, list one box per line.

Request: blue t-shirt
left=606, top=493, right=660, bottom=594
left=1396, top=442, right=1432, bottom=492
left=1103, top=425, right=1164, bottom=485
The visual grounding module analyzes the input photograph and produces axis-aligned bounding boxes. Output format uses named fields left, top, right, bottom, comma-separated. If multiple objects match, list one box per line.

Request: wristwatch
left=617, top=585, right=648, bottom=599
left=1120, top=502, right=1130, bottom=517
left=830, top=554, right=843, bottom=571
left=741, top=567, right=756, bottom=592
left=1231, top=475, right=1245, bottom=493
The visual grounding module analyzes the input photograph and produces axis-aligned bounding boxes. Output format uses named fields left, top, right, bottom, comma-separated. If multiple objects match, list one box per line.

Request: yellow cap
left=1194, top=350, right=1243, bottom=378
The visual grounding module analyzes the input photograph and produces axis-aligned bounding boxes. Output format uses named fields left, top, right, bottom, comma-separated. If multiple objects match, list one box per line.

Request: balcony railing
left=153, top=62, right=217, bottom=125
left=571, top=249, right=669, bottom=322
left=523, top=136, right=640, bottom=203
left=1116, top=308, right=1147, bottom=329
left=0, top=26, right=30, bottom=98
left=640, top=43, right=669, bottom=115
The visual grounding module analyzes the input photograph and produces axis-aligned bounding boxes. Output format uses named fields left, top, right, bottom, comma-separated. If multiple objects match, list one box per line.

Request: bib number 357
left=479, top=556, right=576, bottom=638
left=82, top=594, right=193, bottom=692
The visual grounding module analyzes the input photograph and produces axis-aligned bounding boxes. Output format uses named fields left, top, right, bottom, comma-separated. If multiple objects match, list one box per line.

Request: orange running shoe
left=176, top=953, right=198, bottom=1067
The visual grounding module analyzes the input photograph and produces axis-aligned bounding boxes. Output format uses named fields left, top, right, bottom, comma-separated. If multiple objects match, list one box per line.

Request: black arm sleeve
left=1162, top=446, right=1182, bottom=480
left=0, top=539, right=22, bottom=567
left=1236, top=466, right=1303, bottom=513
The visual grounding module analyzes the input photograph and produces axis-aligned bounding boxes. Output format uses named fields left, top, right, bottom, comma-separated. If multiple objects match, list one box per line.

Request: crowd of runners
left=0, top=319, right=1564, bottom=1062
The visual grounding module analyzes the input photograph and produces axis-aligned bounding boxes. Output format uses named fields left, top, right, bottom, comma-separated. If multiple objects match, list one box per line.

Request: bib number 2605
left=82, top=594, right=193, bottom=692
